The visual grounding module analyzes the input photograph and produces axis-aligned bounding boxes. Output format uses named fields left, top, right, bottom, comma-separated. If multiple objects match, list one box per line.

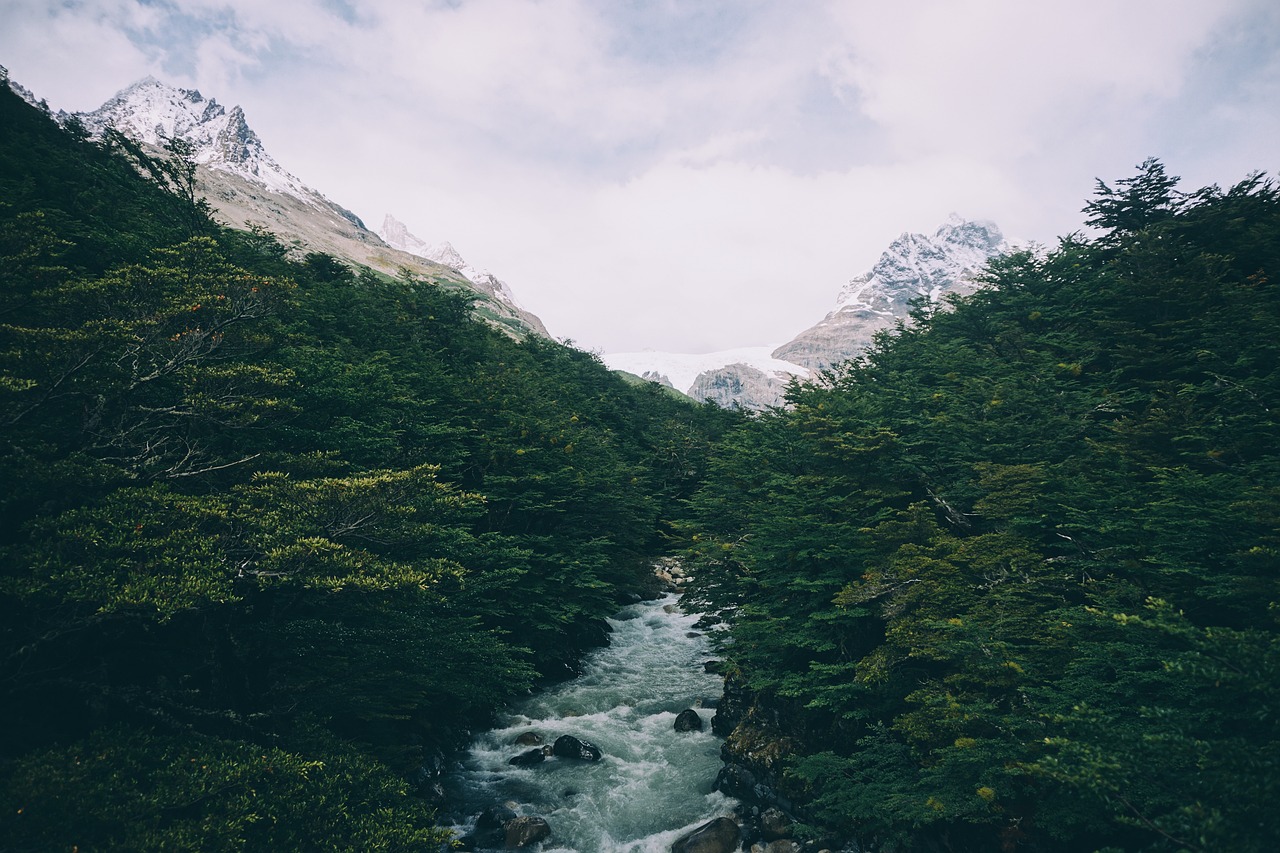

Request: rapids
left=444, top=593, right=737, bottom=851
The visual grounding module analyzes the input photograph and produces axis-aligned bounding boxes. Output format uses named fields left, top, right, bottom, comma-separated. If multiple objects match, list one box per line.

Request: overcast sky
left=3, top=0, right=1278, bottom=353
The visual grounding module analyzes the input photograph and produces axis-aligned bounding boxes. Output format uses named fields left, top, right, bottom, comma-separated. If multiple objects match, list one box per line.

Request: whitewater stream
left=445, top=593, right=738, bottom=852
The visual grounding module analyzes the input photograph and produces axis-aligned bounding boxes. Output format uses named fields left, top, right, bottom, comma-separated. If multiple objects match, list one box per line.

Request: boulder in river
left=508, top=748, right=546, bottom=767
left=713, top=764, right=760, bottom=800
left=513, top=731, right=543, bottom=746
left=504, top=815, right=552, bottom=848
left=470, top=803, right=518, bottom=848
left=703, top=660, right=725, bottom=674
left=552, top=734, right=603, bottom=761
left=671, top=816, right=741, bottom=853
left=674, top=709, right=704, bottom=732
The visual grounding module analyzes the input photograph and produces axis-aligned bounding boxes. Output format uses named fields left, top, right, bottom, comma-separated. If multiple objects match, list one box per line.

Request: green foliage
left=0, top=83, right=730, bottom=846
left=2, top=727, right=450, bottom=851
left=688, top=163, right=1280, bottom=851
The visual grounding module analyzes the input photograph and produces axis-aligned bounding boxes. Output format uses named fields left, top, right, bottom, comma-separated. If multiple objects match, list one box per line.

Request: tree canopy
left=686, top=161, right=1280, bottom=852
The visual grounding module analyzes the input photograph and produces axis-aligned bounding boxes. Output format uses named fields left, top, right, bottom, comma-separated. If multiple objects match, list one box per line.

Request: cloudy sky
left=3, top=0, right=1278, bottom=353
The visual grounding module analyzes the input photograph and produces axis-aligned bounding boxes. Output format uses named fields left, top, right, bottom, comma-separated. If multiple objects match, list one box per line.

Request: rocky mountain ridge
left=605, top=215, right=1007, bottom=410
left=58, top=75, right=548, bottom=338
left=377, top=215, right=535, bottom=322
left=773, top=215, right=1006, bottom=372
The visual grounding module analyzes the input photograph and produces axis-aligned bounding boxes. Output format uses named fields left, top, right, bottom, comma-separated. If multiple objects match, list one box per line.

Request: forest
left=2, top=75, right=1278, bottom=852
left=0, top=84, right=736, bottom=849
left=685, top=160, right=1280, bottom=851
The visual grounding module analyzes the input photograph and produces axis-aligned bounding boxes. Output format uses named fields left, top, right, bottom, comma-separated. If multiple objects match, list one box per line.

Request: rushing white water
left=446, top=594, right=737, bottom=852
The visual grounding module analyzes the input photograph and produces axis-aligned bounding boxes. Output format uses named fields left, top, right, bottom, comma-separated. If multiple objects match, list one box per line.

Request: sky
left=2, top=0, right=1278, bottom=354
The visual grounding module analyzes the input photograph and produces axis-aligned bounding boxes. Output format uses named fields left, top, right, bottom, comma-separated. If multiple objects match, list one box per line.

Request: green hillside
left=0, top=83, right=736, bottom=849
left=685, top=160, right=1280, bottom=851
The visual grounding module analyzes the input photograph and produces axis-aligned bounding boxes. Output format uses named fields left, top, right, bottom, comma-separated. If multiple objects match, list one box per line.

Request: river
left=444, top=593, right=737, bottom=851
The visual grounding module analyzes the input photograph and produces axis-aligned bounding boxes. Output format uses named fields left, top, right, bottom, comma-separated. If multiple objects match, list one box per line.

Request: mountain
left=604, top=216, right=1007, bottom=410
left=378, top=215, right=546, bottom=334
left=773, top=215, right=1007, bottom=370
left=73, top=78, right=547, bottom=338
left=603, top=347, right=807, bottom=411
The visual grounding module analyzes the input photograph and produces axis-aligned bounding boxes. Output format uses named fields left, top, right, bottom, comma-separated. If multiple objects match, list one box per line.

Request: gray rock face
left=687, top=363, right=790, bottom=411
left=671, top=816, right=741, bottom=853
left=774, top=216, right=1006, bottom=372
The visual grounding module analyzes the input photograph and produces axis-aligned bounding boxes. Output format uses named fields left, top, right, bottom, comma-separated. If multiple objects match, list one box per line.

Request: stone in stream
left=504, top=815, right=552, bottom=848
left=671, top=816, right=741, bottom=853
left=469, top=803, right=518, bottom=848
left=552, top=734, right=603, bottom=761
left=674, top=709, right=704, bottom=732
left=508, top=748, right=546, bottom=767
left=703, top=660, right=725, bottom=674
left=513, top=731, right=543, bottom=746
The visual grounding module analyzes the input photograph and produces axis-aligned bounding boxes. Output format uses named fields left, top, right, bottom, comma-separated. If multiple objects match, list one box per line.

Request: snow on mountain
left=832, top=214, right=1005, bottom=316
left=378, top=214, right=526, bottom=311
left=607, top=215, right=1006, bottom=411
left=53, top=73, right=548, bottom=338
left=773, top=216, right=1006, bottom=371
left=78, top=77, right=335, bottom=214
left=0, top=66, right=47, bottom=112
left=603, top=347, right=808, bottom=397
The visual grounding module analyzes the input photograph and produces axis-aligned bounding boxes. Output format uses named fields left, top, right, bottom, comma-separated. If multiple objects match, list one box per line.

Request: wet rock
left=470, top=803, right=518, bottom=848
left=508, top=748, right=546, bottom=767
left=552, top=734, right=602, bottom=761
left=504, top=815, right=552, bottom=848
left=703, top=660, right=725, bottom=674
left=695, top=697, right=720, bottom=709
left=671, top=816, right=741, bottom=853
left=664, top=603, right=681, bottom=614
left=713, top=763, right=759, bottom=800
left=674, top=709, right=704, bottom=732
left=686, top=631, right=702, bottom=638
left=513, top=731, right=543, bottom=746
left=760, top=807, right=792, bottom=841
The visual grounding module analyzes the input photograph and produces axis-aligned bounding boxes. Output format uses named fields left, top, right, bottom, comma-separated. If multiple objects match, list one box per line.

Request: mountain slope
left=773, top=215, right=1007, bottom=370
left=74, top=78, right=547, bottom=338
left=605, top=216, right=1006, bottom=410
left=378, top=214, right=549, bottom=336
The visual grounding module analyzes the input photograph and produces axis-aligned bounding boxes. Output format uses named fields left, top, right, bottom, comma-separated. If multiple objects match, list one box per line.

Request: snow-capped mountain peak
left=78, top=77, right=319, bottom=205
left=378, top=214, right=525, bottom=310
left=832, top=215, right=1006, bottom=316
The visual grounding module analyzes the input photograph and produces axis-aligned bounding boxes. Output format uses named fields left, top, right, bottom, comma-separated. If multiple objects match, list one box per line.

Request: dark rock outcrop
left=674, top=709, right=704, bottom=732
left=508, top=748, right=546, bottom=767
left=552, top=734, right=602, bottom=761
left=513, top=731, right=543, bottom=746
left=671, top=816, right=741, bottom=853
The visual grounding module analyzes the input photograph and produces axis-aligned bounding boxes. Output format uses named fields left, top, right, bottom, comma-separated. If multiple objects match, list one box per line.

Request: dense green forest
left=0, top=84, right=737, bottom=849
left=687, top=160, right=1280, bottom=851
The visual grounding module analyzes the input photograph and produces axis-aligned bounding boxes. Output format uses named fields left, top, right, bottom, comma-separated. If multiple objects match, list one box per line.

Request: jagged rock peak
left=772, top=215, right=1006, bottom=372
left=77, top=76, right=321, bottom=205
left=378, top=215, right=466, bottom=269
left=1, top=65, right=48, bottom=112
left=832, top=215, right=1006, bottom=315
left=377, top=214, right=525, bottom=310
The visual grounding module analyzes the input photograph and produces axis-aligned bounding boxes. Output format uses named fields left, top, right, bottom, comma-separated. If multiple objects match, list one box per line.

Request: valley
left=2, top=66, right=1278, bottom=853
